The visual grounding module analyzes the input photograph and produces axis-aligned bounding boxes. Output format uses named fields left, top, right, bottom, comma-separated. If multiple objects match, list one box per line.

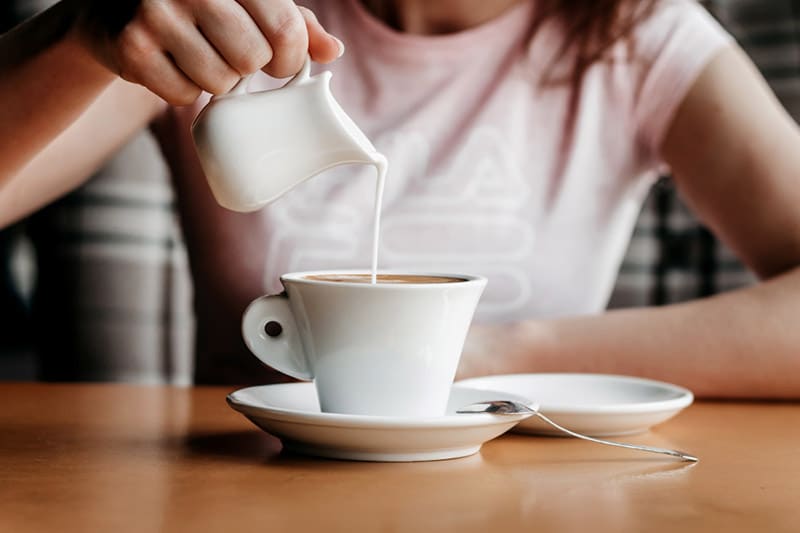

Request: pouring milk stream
left=191, top=57, right=387, bottom=283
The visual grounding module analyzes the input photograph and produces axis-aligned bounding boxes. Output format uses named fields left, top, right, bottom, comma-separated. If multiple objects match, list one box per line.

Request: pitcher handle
left=214, top=55, right=312, bottom=100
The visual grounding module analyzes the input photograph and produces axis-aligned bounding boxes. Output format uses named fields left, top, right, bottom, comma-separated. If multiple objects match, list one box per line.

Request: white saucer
left=227, top=383, right=533, bottom=462
left=456, top=373, right=694, bottom=437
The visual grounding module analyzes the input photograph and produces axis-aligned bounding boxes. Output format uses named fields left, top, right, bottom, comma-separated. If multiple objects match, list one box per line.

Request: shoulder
left=627, top=0, right=735, bottom=161
left=631, top=0, right=732, bottom=60
left=522, top=1, right=731, bottom=81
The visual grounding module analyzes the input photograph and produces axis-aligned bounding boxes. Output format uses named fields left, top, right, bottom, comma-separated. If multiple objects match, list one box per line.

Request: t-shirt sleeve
left=633, top=0, right=734, bottom=162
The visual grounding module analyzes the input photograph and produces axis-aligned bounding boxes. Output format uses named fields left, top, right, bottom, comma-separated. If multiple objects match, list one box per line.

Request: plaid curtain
left=28, top=132, right=195, bottom=385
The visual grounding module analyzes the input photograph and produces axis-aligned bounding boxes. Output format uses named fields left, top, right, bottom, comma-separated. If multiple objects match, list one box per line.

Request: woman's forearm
left=0, top=1, right=167, bottom=227
left=0, top=0, right=115, bottom=182
left=461, top=267, right=800, bottom=399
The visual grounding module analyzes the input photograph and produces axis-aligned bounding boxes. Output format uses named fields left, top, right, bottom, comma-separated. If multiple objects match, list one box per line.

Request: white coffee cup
left=242, top=271, right=487, bottom=417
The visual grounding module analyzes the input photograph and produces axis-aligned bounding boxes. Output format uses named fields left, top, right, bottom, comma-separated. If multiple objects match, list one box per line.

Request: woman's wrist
left=458, top=320, right=560, bottom=379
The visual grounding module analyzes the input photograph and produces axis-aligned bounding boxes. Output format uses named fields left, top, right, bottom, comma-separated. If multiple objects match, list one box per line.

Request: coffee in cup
left=302, top=273, right=465, bottom=284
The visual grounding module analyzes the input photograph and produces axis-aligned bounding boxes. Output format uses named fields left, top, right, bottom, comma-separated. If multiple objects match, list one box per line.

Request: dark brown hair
left=537, top=0, right=659, bottom=85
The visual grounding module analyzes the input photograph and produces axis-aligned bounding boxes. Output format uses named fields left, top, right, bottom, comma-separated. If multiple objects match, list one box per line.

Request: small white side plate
left=456, top=373, right=694, bottom=437
left=227, top=383, right=533, bottom=462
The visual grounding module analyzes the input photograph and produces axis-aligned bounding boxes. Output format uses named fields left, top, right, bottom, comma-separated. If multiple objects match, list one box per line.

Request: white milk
left=370, top=155, right=388, bottom=284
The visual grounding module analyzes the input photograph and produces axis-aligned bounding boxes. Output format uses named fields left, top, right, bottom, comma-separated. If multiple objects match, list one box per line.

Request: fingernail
left=333, top=36, right=345, bottom=58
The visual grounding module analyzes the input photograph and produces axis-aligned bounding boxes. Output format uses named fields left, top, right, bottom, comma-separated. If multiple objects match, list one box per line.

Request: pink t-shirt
left=181, top=0, right=732, bottom=324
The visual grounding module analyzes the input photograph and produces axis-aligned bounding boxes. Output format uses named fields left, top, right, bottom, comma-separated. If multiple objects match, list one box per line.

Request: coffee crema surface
left=303, top=274, right=465, bottom=284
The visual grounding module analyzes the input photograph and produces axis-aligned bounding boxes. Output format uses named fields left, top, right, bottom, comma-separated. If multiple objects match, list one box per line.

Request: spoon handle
left=532, top=411, right=698, bottom=462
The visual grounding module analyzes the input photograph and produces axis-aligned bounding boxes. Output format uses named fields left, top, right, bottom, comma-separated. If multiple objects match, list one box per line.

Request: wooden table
left=1, top=383, right=798, bottom=532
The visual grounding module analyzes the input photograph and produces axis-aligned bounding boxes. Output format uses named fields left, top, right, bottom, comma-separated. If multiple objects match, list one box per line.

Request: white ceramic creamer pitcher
left=191, top=58, right=382, bottom=212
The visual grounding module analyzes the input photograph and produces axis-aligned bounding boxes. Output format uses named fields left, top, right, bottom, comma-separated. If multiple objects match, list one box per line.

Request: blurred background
left=0, top=0, right=795, bottom=383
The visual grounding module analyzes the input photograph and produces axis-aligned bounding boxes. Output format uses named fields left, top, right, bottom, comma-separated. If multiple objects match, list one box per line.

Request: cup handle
left=242, top=293, right=313, bottom=380
left=214, top=56, right=313, bottom=100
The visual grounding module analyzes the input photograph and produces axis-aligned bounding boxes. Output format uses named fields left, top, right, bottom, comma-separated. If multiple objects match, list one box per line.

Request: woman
left=2, top=0, right=799, bottom=396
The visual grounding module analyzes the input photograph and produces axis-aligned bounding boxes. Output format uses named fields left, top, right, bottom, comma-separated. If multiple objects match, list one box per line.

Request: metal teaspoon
left=458, top=400, right=698, bottom=462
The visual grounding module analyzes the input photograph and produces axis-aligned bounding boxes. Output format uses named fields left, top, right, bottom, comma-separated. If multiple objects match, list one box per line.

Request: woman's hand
left=76, top=0, right=343, bottom=105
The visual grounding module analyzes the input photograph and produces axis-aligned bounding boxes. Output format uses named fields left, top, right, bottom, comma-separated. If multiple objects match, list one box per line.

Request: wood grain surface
left=1, top=383, right=798, bottom=532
